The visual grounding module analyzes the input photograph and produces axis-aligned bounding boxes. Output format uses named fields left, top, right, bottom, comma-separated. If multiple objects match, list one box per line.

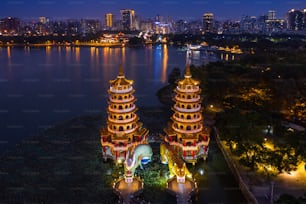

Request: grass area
left=0, top=115, right=118, bottom=203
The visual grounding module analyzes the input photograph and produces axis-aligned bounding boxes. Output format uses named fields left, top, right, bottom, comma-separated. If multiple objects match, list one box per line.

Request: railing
left=174, top=95, right=201, bottom=103
left=109, top=95, right=135, bottom=103
left=214, top=127, right=258, bottom=204
left=172, top=115, right=202, bottom=123
left=109, top=86, right=133, bottom=94
left=172, top=124, right=203, bottom=134
left=173, top=105, right=201, bottom=113
left=101, top=136, right=147, bottom=151
left=107, top=125, right=138, bottom=134
left=168, top=140, right=209, bottom=151
left=177, top=86, right=200, bottom=93
left=108, top=105, right=136, bottom=113
left=107, top=115, right=137, bottom=123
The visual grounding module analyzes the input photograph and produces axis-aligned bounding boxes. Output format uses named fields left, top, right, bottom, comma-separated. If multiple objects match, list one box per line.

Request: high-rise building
left=175, top=19, right=188, bottom=33
left=0, top=17, right=20, bottom=35
left=202, top=13, right=214, bottom=33
left=105, top=13, right=113, bottom=29
left=257, top=15, right=268, bottom=33
left=162, top=66, right=210, bottom=165
left=268, top=10, right=276, bottom=20
left=140, top=19, right=153, bottom=31
left=80, top=19, right=102, bottom=34
left=39, top=17, right=47, bottom=24
left=120, top=9, right=135, bottom=31
left=240, top=15, right=257, bottom=33
left=287, top=9, right=304, bottom=31
left=100, top=66, right=149, bottom=163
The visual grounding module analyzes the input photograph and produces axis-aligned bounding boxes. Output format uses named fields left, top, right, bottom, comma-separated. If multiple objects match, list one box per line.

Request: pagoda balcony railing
left=109, top=96, right=135, bottom=103
left=108, top=116, right=137, bottom=124
left=172, top=115, right=202, bottom=123
left=101, top=136, right=147, bottom=151
left=176, top=86, right=199, bottom=93
left=109, top=86, right=133, bottom=94
left=172, top=125, right=203, bottom=134
left=108, top=126, right=138, bottom=135
left=174, top=95, right=200, bottom=103
left=168, top=141, right=209, bottom=151
left=183, top=156, right=197, bottom=160
left=108, top=105, right=136, bottom=113
left=173, top=105, right=201, bottom=113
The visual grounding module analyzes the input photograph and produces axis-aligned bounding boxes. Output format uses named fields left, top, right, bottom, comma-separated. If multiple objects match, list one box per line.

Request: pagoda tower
left=100, top=65, right=149, bottom=163
left=162, top=65, right=210, bottom=164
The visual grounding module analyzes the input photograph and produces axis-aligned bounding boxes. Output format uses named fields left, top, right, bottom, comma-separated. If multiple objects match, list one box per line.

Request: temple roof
left=178, top=65, right=200, bottom=86
left=109, top=65, right=133, bottom=86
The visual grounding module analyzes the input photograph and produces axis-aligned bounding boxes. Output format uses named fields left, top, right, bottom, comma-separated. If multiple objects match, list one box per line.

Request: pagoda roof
left=177, top=65, right=200, bottom=86
left=109, top=65, right=133, bottom=86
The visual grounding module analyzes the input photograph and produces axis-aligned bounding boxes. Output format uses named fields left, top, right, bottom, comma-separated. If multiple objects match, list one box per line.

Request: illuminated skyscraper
left=39, top=17, right=47, bottom=24
left=268, top=10, right=276, bottom=20
left=105, top=13, right=113, bottom=29
left=0, top=17, right=20, bottom=35
left=202, top=13, right=214, bottom=33
left=287, top=9, right=304, bottom=31
left=240, top=15, right=257, bottom=33
left=120, top=9, right=135, bottom=31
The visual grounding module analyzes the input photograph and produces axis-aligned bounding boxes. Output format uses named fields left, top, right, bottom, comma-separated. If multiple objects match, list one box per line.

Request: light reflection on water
left=0, top=46, right=187, bottom=147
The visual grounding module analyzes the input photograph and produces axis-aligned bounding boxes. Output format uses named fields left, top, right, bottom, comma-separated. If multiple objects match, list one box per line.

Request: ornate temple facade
left=162, top=66, right=210, bottom=164
left=100, top=66, right=149, bottom=163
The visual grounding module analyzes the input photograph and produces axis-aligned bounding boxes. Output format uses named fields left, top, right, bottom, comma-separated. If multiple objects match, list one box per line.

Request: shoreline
left=0, top=42, right=166, bottom=48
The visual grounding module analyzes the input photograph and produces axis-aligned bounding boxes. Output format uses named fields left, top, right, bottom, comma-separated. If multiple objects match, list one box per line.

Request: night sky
left=0, top=0, right=305, bottom=20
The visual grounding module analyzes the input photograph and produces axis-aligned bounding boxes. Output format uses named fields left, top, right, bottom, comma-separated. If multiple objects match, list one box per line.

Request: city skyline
left=0, top=0, right=305, bottom=20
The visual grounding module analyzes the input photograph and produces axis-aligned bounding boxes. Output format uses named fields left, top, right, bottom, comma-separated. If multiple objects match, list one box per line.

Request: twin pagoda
left=100, top=65, right=149, bottom=163
left=100, top=65, right=210, bottom=165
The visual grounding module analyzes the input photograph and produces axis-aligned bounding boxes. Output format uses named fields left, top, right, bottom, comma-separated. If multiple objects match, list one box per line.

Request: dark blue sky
left=0, top=0, right=305, bottom=20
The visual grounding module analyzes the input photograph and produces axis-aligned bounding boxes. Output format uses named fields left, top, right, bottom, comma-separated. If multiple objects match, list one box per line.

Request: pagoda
left=162, top=65, right=210, bottom=164
left=100, top=65, right=149, bottom=163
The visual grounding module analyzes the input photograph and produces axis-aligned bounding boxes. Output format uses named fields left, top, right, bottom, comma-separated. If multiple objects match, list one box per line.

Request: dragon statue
left=124, top=144, right=153, bottom=183
left=160, top=143, right=192, bottom=183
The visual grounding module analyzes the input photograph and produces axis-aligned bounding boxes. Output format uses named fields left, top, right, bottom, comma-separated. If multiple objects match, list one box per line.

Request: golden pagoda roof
left=177, top=65, right=200, bottom=86
left=109, top=65, right=133, bottom=86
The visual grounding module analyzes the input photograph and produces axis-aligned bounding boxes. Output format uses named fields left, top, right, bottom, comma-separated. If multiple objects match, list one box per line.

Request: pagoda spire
left=184, top=64, right=191, bottom=78
left=118, top=64, right=124, bottom=77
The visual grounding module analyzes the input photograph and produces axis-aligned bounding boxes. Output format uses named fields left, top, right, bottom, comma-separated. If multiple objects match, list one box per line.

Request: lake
left=0, top=45, right=195, bottom=150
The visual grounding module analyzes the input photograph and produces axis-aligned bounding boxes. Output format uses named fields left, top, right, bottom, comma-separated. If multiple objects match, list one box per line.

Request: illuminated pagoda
left=162, top=65, right=210, bottom=164
left=100, top=65, right=149, bottom=163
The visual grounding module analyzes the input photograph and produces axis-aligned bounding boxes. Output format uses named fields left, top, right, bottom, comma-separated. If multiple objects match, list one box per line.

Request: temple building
left=162, top=65, right=210, bottom=164
left=100, top=66, right=149, bottom=163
